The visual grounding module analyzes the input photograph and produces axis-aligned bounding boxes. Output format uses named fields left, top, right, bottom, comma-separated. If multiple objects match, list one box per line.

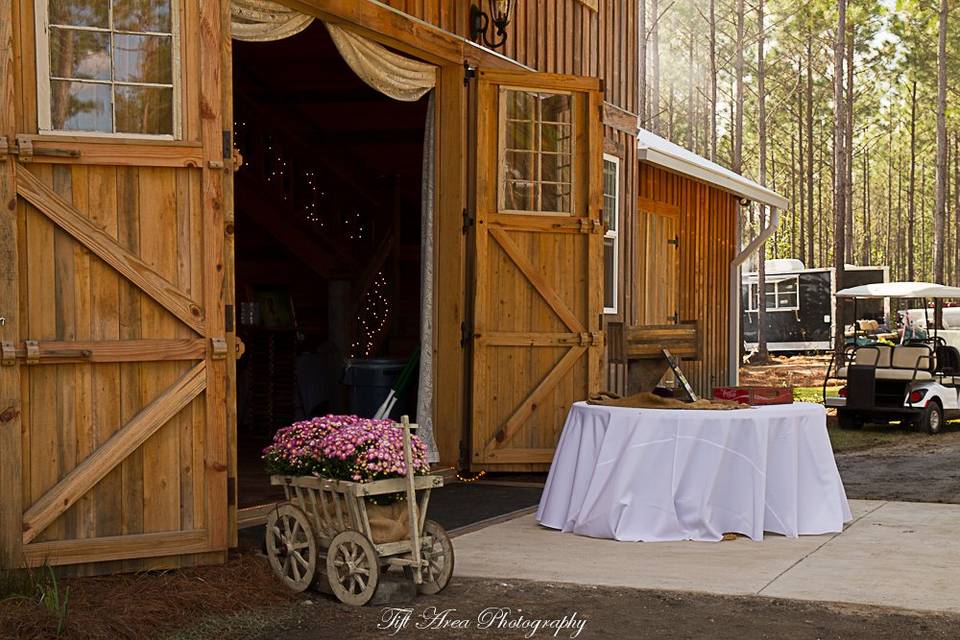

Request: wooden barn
left=0, top=0, right=784, bottom=574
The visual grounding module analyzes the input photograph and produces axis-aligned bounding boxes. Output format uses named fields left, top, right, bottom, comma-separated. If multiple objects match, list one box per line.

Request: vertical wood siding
left=381, top=0, right=637, bottom=115
left=636, top=164, right=739, bottom=395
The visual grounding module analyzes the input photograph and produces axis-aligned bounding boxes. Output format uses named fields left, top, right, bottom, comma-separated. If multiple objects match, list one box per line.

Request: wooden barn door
left=469, top=70, right=603, bottom=469
left=637, top=208, right=680, bottom=324
left=0, top=0, right=231, bottom=571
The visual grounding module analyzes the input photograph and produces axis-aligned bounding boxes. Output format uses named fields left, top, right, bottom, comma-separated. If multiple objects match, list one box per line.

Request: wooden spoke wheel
left=416, top=519, right=454, bottom=594
left=265, top=505, right=319, bottom=593
left=326, top=530, right=381, bottom=606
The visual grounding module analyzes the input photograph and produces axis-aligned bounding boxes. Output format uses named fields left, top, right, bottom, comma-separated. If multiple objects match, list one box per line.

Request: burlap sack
left=366, top=500, right=410, bottom=544
left=588, top=391, right=747, bottom=410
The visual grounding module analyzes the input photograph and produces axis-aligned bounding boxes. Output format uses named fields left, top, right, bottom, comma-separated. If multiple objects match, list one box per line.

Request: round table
left=536, top=402, right=851, bottom=542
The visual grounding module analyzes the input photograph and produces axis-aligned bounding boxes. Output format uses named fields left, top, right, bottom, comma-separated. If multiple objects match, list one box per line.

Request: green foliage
left=0, top=563, right=71, bottom=636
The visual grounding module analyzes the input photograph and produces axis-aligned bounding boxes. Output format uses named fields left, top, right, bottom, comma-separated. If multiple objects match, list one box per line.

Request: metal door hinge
left=222, top=130, right=232, bottom=159
left=669, top=313, right=680, bottom=324
left=667, top=235, right=679, bottom=247
left=460, top=322, right=474, bottom=347
left=211, top=337, right=228, bottom=359
left=225, top=304, right=234, bottom=333
left=462, top=208, right=475, bottom=234
left=24, top=340, right=39, bottom=365
left=0, top=342, right=14, bottom=366
left=579, top=219, right=603, bottom=234
left=578, top=331, right=604, bottom=347
left=464, top=62, right=476, bottom=85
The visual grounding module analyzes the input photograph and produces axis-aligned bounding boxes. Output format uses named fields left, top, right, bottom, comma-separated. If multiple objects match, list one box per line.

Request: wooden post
left=400, top=415, right=422, bottom=584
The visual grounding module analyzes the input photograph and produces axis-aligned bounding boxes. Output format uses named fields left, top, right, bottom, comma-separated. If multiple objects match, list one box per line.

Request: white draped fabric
left=323, top=23, right=437, bottom=102
left=417, top=93, right=439, bottom=463
left=231, top=0, right=315, bottom=42
left=537, top=402, right=851, bottom=542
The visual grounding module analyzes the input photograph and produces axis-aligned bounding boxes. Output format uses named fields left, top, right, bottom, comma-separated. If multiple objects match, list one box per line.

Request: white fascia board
left=638, top=145, right=789, bottom=210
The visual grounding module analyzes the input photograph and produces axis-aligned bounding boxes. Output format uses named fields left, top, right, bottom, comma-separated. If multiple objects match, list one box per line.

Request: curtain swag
left=231, top=0, right=315, bottom=42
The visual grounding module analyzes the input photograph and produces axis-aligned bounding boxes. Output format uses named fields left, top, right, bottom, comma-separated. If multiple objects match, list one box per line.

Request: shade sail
left=835, top=282, right=960, bottom=299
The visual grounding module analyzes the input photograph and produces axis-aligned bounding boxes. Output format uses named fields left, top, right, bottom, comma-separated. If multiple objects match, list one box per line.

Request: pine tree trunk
left=687, top=0, right=695, bottom=150
left=651, top=0, right=661, bottom=133
left=833, top=0, right=847, bottom=355
left=733, top=0, right=745, bottom=173
left=640, top=0, right=647, bottom=126
left=844, top=28, right=855, bottom=265
left=798, top=62, right=806, bottom=266
left=887, top=131, right=893, bottom=271
left=863, top=150, right=870, bottom=263
left=908, top=81, right=917, bottom=281
left=934, top=0, right=948, bottom=283
left=756, top=0, right=769, bottom=362
left=709, top=0, right=717, bottom=161
left=806, top=34, right=816, bottom=269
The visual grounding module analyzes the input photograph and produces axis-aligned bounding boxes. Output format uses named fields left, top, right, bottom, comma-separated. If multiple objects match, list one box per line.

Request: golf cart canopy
left=835, top=282, right=960, bottom=299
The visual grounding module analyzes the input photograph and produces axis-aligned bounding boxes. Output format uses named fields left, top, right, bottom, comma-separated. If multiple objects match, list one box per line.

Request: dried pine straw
left=0, top=551, right=298, bottom=640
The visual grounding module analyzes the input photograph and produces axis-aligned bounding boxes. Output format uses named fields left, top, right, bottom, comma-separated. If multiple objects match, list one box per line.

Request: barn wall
left=381, top=0, right=638, bottom=115
left=636, top=163, right=739, bottom=395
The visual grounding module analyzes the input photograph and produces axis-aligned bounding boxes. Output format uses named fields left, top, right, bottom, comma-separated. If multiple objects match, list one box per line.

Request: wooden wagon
left=264, top=418, right=453, bottom=605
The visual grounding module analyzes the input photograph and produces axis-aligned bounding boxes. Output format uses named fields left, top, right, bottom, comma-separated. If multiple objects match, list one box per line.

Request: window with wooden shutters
left=498, top=88, right=574, bottom=215
left=36, top=0, right=179, bottom=137
left=602, top=154, right=619, bottom=314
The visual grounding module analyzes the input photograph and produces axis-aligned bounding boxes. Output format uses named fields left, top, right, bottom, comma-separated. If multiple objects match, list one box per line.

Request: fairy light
left=349, top=271, right=391, bottom=358
left=456, top=470, right=487, bottom=483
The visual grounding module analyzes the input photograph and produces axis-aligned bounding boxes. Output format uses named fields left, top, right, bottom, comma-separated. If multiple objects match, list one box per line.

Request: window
left=499, top=88, right=573, bottom=214
left=37, top=0, right=179, bottom=137
left=747, top=277, right=799, bottom=312
left=602, top=154, right=619, bottom=314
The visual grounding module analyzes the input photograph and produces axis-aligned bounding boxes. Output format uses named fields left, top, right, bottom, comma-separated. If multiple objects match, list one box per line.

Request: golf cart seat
left=935, top=344, right=960, bottom=375
left=837, top=344, right=935, bottom=380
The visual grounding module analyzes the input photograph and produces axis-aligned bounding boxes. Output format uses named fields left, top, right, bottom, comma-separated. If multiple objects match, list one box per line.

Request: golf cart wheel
left=837, top=412, right=862, bottom=430
left=404, top=519, right=455, bottom=594
left=265, top=504, right=319, bottom=593
left=921, top=402, right=944, bottom=435
left=326, top=530, right=380, bottom=606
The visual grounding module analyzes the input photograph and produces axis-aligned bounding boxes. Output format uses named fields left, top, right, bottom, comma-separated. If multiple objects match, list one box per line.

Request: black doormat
left=238, top=482, right=542, bottom=551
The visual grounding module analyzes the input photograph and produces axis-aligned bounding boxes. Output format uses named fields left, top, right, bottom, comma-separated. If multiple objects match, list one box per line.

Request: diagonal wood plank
left=484, top=345, right=586, bottom=452
left=489, top=227, right=585, bottom=333
left=16, top=168, right=206, bottom=335
left=22, top=361, right=207, bottom=544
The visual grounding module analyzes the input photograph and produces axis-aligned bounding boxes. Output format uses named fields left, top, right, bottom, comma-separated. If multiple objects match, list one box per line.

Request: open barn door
left=0, top=0, right=231, bottom=571
left=469, top=69, right=604, bottom=470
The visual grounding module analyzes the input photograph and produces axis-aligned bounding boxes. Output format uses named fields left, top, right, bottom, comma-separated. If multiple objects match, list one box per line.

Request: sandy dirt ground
left=248, top=577, right=960, bottom=640
left=739, top=355, right=833, bottom=387
left=836, top=429, right=960, bottom=503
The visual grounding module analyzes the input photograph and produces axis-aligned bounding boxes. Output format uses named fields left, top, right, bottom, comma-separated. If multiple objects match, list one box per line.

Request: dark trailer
left=742, top=261, right=889, bottom=353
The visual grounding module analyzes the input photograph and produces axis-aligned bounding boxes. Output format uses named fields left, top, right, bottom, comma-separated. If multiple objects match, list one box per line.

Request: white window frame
left=35, top=0, right=182, bottom=139
left=602, top=153, right=620, bottom=315
left=747, top=276, right=800, bottom=313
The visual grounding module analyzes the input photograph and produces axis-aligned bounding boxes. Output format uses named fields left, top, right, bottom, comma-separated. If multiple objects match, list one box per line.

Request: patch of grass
left=826, top=423, right=909, bottom=453
left=793, top=386, right=840, bottom=404
left=0, top=563, right=70, bottom=637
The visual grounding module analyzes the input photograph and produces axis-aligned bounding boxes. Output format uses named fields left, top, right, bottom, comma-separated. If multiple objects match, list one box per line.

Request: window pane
left=113, top=0, right=172, bottom=33
left=506, top=90, right=535, bottom=120
left=604, top=237, right=615, bottom=309
left=49, top=0, right=108, bottom=28
left=505, top=150, right=536, bottom=183
left=505, top=181, right=535, bottom=211
left=49, top=27, right=111, bottom=80
left=541, top=93, right=571, bottom=123
left=506, top=120, right=535, bottom=151
left=603, top=159, right=618, bottom=232
left=541, top=153, right=570, bottom=185
left=113, top=34, right=172, bottom=83
left=540, top=123, right=571, bottom=154
left=115, top=85, right=173, bottom=134
left=780, top=279, right=798, bottom=293
left=49, top=80, right=112, bottom=131
left=541, top=183, right=570, bottom=213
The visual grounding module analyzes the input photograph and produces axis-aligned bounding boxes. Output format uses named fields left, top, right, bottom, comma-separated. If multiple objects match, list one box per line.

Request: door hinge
left=222, top=130, right=232, bottom=159
left=464, top=62, right=476, bottom=85
left=225, top=304, right=234, bottom=333
left=462, top=208, right=475, bottom=234
left=211, top=337, right=228, bottom=359
left=0, top=342, right=14, bottom=366
left=669, top=312, right=680, bottom=324
left=667, top=235, right=679, bottom=247
left=460, top=322, right=474, bottom=347
left=24, top=340, right=39, bottom=365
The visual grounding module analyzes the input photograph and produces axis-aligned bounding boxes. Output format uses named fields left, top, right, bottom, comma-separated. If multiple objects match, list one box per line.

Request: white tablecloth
left=537, top=402, right=851, bottom=542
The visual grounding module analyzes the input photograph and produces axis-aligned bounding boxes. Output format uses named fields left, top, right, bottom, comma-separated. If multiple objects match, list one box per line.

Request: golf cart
left=824, top=282, right=960, bottom=434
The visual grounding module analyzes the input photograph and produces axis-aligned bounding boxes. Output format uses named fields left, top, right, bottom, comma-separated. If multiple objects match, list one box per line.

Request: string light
left=456, top=470, right=487, bottom=483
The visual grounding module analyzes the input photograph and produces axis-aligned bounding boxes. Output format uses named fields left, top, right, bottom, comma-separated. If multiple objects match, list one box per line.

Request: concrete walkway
left=453, top=499, right=960, bottom=614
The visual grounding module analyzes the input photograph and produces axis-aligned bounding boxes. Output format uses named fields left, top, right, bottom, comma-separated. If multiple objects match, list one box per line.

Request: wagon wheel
left=265, top=504, right=319, bottom=593
left=408, top=519, right=455, bottom=594
left=326, top=530, right=381, bottom=606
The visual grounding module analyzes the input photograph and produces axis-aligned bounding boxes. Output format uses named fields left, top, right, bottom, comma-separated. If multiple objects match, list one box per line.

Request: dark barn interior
left=232, top=23, right=429, bottom=505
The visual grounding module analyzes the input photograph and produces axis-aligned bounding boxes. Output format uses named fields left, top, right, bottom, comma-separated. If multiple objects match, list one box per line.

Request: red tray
left=712, top=386, right=794, bottom=405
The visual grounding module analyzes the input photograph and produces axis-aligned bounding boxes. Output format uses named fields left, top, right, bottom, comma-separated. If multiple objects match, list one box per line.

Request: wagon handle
left=401, top=415, right=423, bottom=584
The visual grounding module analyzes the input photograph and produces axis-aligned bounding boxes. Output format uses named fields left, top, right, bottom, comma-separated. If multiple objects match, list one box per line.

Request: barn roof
left=636, top=128, right=789, bottom=210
